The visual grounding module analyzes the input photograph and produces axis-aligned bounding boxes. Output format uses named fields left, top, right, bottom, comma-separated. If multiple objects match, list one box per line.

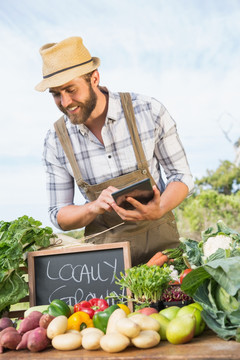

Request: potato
left=80, top=327, right=104, bottom=337
left=106, top=308, right=127, bottom=334
left=28, top=310, right=44, bottom=319
left=52, top=332, right=82, bottom=351
left=131, top=330, right=160, bottom=349
left=16, top=329, right=33, bottom=350
left=0, top=329, right=22, bottom=350
left=100, top=333, right=130, bottom=353
left=66, top=329, right=81, bottom=334
left=18, top=311, right=43, bottom=334
left=0, top=317, right=14, bottom=331
left=0, top=326, right=16, bottom=341
left=47, top=315, right=68, bottom=339
left=116, top=317, right=141, bottom=338
left=27, top=327, right=50, bottom=352
left=0, top=326, right=17, bottom=352
left=130, top=314, right=160, bottom=332
left=82, top=332, right=103, bottom=350
left=39, top=313, right=55, bottom=329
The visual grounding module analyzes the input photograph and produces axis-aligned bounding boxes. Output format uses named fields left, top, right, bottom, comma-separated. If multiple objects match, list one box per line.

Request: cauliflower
left=203, top=235, right=232, bottom=258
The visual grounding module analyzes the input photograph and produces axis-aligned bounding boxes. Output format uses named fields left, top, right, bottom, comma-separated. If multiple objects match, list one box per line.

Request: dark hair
left=81, top=69, right=97, bottom=83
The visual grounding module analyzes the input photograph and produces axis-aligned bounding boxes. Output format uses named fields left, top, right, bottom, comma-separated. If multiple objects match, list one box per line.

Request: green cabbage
left=215, top=285, right=239, bottom=314
left=181, top=257, right=240, bottom=341
left=179, top=221, right=240, bottom=341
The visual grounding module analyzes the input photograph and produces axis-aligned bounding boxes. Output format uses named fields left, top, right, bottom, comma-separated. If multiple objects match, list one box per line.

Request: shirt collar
left=106, top=90, right=122, bottom=123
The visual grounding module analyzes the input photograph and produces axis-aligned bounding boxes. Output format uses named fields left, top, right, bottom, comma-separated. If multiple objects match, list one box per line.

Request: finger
left=153, top=185, right=161, bottom=197
left=125, top=196, right=143, bottom=209
left=107, top=185, right=119, bottom=193
left=111, top=202, right=140, bottom=221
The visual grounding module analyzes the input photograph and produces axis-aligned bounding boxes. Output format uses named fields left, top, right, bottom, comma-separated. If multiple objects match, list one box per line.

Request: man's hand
left=110, top=181, right=189, bottom=222
left=110, top=185, right=162, bottom=221
left=57, top=185, right=119, bottom=230
left=90, top=185, right=119, bottom=215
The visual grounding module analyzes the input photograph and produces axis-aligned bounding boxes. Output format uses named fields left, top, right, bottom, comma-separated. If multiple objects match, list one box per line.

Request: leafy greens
left=0, top=215, right=55, bottom=314
left=180, top=221, right=240, bottom=341
left=114, top=264, right=172, bottom=307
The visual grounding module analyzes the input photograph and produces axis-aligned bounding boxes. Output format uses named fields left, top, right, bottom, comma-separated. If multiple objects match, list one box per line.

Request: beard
left=58, top=83, right=97, bottom=125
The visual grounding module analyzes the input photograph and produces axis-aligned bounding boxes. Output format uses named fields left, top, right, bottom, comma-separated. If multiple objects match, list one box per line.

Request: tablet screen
left=111, top=178, right=154, bottom=210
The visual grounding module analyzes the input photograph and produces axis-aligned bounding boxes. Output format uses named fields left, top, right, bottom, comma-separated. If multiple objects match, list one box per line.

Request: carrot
left=146, top=252, right=169, bottom=267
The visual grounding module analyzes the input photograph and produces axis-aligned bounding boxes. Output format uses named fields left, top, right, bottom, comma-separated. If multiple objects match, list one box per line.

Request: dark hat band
left=43, top=58, right=93, bottom=79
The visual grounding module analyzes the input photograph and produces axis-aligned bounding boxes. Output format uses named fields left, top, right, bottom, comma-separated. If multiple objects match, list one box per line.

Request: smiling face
left=49, top=72, right=98, bottom=125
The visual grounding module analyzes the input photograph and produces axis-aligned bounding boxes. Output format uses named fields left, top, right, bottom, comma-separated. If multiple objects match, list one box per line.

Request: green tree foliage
left=175, top=161, right=240, bottom=240
left=195, top=160, right=240, bottom=195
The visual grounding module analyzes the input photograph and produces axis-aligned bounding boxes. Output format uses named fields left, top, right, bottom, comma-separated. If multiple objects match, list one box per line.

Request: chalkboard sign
left=28, top=242, right=131, bottom=308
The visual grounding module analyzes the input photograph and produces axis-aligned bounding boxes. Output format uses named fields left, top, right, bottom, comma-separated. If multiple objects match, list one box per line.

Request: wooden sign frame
left=28, top=241, right=132, bottom=309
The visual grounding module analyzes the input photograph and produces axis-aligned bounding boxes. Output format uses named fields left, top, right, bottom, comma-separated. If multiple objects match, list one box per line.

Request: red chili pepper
left=74, top=298, right=109, bottom=319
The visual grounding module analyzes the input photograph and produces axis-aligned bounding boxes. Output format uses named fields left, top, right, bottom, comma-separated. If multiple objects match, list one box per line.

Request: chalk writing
left=31, top=246, right=129, bottom=307
left=46, top=259, right=117, bottom=284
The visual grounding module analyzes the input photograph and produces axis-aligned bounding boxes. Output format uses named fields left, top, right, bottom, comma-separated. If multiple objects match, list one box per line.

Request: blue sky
left=1, top=0, right=240, bottom=230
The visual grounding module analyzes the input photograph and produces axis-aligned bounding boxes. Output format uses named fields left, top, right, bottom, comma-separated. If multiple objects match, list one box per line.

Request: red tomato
left=180, top=268, right=192, bottom=284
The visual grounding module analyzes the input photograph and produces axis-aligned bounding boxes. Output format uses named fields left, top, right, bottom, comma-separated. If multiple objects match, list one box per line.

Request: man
left=36, top=36, right=194, bottom=266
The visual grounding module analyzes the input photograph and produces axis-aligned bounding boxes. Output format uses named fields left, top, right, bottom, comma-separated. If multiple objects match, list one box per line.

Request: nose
left=60, top=92, right=72, bottom=108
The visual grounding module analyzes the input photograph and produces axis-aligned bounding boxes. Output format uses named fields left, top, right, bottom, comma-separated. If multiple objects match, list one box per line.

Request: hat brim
left=35, top=57, right=100, bottom=92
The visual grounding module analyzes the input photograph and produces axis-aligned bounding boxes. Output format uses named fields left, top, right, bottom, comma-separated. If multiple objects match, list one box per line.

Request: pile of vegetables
left=0, top=298, right=162, bottom=353
left=178, top=220, right=240, bottom=341
left=2, top=213, right=240, bottom=348
left=0, top=216, right=55, bottom=315
left=48, top=305, right=161, bottom=352
left=115, top=219, right=240, bottom=342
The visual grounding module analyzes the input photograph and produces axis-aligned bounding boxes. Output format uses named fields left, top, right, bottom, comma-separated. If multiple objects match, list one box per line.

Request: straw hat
left=35, top=36, right=100, bottom=92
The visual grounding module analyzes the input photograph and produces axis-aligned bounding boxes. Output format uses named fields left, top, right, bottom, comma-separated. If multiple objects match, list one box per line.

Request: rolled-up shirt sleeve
left=42, top=129, right=75, bottom=229
left=154, top=104, right=195, bottom=195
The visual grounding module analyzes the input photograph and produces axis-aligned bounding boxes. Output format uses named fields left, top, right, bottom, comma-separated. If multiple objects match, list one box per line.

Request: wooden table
left=1, top=330, right=240, bottom=360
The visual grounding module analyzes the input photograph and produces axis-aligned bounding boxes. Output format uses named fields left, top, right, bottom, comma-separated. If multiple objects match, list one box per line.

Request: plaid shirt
left=43, top=90, right=194, bottom=229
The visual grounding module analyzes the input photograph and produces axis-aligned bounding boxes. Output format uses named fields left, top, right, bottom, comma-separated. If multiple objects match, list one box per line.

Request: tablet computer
left=111, top=178, right=154, bottom=210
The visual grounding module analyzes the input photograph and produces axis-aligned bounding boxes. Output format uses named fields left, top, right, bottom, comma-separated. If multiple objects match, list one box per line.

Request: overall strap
left=54, top=116, right=88, bottom=188
left=119, top=92, right=150, bottom=173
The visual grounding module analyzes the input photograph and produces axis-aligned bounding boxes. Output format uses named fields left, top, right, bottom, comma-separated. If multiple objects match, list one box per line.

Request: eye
left=67, top=88, right=76, bottom=94
left=50, top=91, right=60, bottom=98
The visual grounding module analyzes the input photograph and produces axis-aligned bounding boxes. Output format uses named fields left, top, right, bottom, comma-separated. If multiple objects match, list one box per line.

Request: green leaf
left=180, top=238, right=202, bottom=268
left=192, top=280, right=239, bottom=341
left=181, top=266, right=211, bottom=296
left=204, top=256, right=240, bottom=296
left=201, top=310, right=237, bottom=340
left=0, top=270, right=28, bottom=312
left=0, top=215, right=55, bottom=311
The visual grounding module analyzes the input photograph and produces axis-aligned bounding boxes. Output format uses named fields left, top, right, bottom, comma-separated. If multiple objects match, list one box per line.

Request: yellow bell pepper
left=67, top=310, right=94, bottom=331
left=117, top=303, right=131, bottom=315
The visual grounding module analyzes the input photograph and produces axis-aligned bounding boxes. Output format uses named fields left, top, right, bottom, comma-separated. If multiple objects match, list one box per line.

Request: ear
left=91, top=70, right=100, bottom=88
